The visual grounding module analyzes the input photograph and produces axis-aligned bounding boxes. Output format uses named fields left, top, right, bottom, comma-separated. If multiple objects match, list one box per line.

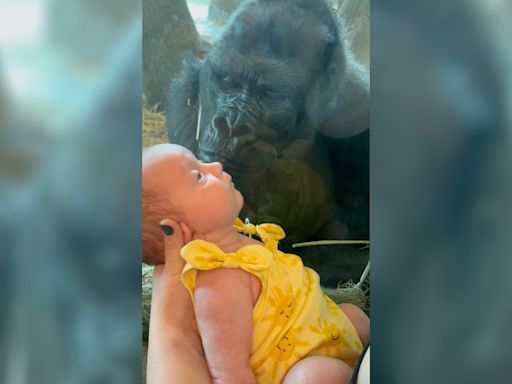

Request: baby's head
left=142, top=144, right=244, bottom=265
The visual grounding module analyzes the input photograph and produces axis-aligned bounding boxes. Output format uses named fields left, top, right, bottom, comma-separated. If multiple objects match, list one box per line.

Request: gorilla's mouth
left=198, top=138, right=277, bottom=174
left=198, top=148, right=262, bottom=173
left=198, top=147, right=251, bottom=171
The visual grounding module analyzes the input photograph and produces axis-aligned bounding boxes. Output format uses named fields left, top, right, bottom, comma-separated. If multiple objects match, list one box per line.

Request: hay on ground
left=142, top=102, right=168, bottom=147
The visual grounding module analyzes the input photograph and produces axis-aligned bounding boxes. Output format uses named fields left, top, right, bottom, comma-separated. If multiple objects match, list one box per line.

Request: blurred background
left=371, top=0, right=512, bottom=383
left=0, top=0, right=142, bottom=383
left=0, top=0, right=511, bottom=383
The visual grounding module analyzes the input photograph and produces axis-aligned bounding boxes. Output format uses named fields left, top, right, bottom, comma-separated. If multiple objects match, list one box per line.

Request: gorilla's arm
left=305, top=32, right=369, bottom=138
left=320, top=56, right=369, bottom=138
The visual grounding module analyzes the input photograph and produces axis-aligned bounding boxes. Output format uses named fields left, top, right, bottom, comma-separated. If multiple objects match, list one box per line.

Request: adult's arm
left=146, top=219, right=211, bottom=384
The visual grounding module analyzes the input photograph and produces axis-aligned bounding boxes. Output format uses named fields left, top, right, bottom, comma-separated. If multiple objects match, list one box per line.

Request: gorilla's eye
left=256, top=86, right=294, bottom=110
left=221, top=76, right=231, bottom=85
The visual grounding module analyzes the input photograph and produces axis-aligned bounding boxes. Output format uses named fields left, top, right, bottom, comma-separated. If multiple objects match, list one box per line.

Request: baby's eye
left=196, top=171, right=204, bottom=181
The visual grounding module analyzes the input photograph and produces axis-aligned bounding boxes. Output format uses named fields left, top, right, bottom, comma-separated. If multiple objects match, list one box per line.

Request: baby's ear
left=179, top=222, right=193, bottom=244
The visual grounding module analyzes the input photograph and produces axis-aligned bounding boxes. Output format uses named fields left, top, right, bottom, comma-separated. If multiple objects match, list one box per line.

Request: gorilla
left=167, top=0, right=369, bottom=286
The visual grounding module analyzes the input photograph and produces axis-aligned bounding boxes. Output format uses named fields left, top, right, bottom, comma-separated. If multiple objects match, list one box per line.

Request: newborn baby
left=143, top=143, right=369, bottom=384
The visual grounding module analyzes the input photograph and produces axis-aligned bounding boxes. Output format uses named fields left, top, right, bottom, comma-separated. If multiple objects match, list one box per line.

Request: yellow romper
left=181, top=219, right=363, bottom=384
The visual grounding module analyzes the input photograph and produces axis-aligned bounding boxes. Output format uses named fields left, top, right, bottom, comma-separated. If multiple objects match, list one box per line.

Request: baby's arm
left=194, top=267, right=258, bottom=384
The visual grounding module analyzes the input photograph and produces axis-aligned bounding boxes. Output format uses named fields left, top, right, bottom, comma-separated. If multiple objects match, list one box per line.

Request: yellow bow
left=181, top=240, right=272, bottom=271
left=233, top=218, right=286, bottom=244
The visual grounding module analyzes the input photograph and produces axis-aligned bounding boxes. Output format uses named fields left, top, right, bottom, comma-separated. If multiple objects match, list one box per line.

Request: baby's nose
left=204, top=161, right=223, bottom=176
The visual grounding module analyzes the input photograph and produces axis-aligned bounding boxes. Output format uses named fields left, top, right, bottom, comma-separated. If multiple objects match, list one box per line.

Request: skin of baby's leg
left=338, top=303, right=370, bottom=345
left=282, top=356, right=353, bottom=384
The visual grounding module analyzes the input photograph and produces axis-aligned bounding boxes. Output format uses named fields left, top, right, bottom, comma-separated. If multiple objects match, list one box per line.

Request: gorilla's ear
left=166, top=53, right=203, bottom=151
left=304, top=26, right=369, bottom=138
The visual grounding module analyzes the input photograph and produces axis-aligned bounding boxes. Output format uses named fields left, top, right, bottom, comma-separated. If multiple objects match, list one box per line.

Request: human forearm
left=146, top=220, right=211, bottom=383
left=150, top=266, right=197, bottom=329
left=148, top=260, right=210, bottom=383
left=147, top=281, right=210, bottom=384
left=147, top=330, right=211, bottom=384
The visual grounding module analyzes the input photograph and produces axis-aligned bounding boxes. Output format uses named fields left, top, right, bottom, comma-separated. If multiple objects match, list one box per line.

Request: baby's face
left=143, top=144, right=244, bottom=234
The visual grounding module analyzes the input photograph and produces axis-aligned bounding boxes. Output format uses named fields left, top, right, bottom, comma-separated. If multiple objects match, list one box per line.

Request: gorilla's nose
left=213, top=115, right=251, bottom=138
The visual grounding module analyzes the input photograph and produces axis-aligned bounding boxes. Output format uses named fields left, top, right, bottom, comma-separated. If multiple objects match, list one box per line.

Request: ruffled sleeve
left=180, top=239, right=273, bottom=300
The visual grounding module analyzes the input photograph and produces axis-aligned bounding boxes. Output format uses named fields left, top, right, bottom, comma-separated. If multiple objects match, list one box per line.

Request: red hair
left=142, top=185, right=180, bottom=265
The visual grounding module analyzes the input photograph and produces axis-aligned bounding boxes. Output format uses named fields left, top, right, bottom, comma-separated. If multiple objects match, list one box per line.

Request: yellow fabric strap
left=181, top=240, right=272, bottom=271
left=233, top=218, right=286, bottom=244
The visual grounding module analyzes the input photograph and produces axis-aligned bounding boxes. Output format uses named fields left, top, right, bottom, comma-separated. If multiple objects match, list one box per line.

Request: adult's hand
left=150, top=219, right=188, bottom=304
left=146, top=219, right=211, bottom=384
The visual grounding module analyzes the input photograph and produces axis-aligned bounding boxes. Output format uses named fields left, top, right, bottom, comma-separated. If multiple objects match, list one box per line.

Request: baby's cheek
left=233, top=188, right=243, bottom=206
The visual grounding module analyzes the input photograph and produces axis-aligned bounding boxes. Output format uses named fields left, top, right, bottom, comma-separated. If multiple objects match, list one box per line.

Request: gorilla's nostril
left=213, top=116, right=229, bottom=135
left=213, top=116, right=251, bottom=137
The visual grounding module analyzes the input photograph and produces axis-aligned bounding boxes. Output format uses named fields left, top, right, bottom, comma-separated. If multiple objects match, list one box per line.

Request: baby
left=143, top=143, right=369, bottom=384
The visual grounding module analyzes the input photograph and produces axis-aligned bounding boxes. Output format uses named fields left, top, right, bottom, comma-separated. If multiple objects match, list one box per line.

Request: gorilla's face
left=197, top=55, right=303, bottom=174
left=196, top=3, right=334, bottom=176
